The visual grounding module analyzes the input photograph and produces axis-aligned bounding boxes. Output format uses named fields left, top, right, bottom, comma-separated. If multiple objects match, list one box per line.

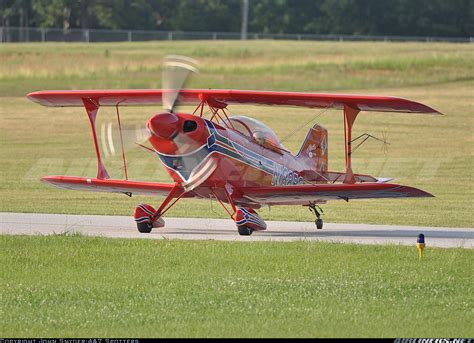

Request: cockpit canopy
left=220, top=116, right=287, bottom=152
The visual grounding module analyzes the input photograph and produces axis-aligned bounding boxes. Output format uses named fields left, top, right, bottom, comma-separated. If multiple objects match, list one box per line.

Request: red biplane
left=27, top=56, right=441, bottom=235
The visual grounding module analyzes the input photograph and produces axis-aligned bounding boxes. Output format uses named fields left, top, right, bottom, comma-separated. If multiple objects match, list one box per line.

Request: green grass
left=1, top=41, right=473, bottom=227
left=1, top=235, right=472, bottom=337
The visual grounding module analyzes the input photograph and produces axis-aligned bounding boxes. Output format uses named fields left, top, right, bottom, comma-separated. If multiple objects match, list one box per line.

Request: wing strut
left=82, top=98, right=110, bottom=180
left=343, top=104, right=360, bottom=184
left=115, top=104, right=128, bottom=180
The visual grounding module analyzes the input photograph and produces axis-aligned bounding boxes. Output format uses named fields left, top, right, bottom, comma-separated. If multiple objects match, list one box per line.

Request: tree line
left=1, top=0, right=473, bottom=37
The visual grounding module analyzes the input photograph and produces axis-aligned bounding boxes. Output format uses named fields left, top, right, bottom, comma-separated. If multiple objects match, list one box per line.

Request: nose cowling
left=147, top=112, right=179, bottom=139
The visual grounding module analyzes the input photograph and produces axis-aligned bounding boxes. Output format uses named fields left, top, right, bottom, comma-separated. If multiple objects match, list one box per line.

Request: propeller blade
left=162, top=55, right=199, bottom=112
left=173, top=131, right=198, bottom=155
left=168, top=132, right=218, bottom=190
left=182, top=155, right=218, bottom=191
left=100, top=122, right=151, bottom=157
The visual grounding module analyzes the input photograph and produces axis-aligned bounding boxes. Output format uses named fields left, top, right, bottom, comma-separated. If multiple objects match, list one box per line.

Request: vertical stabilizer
left=296, top=123, right=328, bottom=176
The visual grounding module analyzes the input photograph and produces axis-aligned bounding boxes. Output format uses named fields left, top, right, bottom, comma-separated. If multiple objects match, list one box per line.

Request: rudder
left=296, top=123, right=328, bottom=176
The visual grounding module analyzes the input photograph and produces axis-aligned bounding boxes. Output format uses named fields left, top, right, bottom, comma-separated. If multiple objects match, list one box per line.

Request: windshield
left=220, top=116, right=287, bottom=151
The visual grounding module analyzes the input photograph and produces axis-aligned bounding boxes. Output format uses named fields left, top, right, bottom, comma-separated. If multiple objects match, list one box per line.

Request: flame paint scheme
left=28, top=87, right=441, bottom=235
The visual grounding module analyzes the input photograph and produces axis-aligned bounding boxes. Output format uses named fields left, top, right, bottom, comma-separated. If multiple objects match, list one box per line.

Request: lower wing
left=42, top=176, right=432, bottom=206
left=41, top=176, right=177, bottom=197
left=239, top=183, right=433, bottom=205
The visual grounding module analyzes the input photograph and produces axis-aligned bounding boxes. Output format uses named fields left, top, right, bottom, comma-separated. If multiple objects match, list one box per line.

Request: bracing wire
left=279, top=103, right=333, bottom=145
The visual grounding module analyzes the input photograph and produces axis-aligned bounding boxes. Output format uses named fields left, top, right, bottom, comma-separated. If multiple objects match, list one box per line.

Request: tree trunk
left=24, top=5, right=29, bottom=42
left=81, top=0, right=89, bottom=29
left=241, top=0, right=249, bottom=40
left=5, top=17, right=10, bottom=42
left=19, top=7, right=24, bottom=41
left=80, top=0, right=89, bottom=42
left=63, top=6, right=71, bottom=34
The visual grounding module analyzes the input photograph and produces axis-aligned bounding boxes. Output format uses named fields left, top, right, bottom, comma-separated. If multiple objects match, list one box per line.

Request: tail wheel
left=237, top=226, right=254, bottom=236
left=137, top=221, right=153, bottom=233
left=309, top=202, right=324, bottom=230
left=315, top=218, right=323, bottom=230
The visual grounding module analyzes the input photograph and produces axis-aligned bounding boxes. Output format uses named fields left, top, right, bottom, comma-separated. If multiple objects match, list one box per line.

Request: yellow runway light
left=416, top=233, right=425, bottom=259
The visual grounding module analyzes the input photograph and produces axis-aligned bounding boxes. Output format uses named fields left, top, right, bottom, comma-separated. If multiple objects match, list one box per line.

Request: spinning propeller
left=100, top=55, right=199, bottom=158
left=99, top=55, right=214, bottom=189
left=162, top=55, right=199, bottom=113
left=100, top=122, right=150, bottom=158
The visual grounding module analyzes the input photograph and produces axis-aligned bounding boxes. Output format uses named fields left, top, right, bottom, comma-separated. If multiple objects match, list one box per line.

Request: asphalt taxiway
left=1, top=212, right=472, bottom=248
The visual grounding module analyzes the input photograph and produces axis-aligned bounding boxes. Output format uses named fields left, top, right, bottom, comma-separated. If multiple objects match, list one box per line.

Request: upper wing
left=239, top=182, right=433, bottom=206
left=41, top=175, right=181, bottom=197
left=27, top=89, right=441, bottom=114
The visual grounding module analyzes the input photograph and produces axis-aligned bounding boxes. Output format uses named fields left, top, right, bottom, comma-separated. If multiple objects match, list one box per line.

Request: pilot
left=253, top=131, right=279, bottom=150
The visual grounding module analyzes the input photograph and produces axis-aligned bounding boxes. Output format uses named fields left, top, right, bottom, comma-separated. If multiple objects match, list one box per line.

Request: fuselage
left=147, top=112, right=311, bottom=206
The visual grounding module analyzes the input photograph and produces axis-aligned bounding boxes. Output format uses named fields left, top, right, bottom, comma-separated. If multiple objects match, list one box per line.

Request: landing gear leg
left=308, top=203, right=324, bottom=230
left=134, top=184, right=184, bottom=233
left=210, top=186, right=266, bottom=236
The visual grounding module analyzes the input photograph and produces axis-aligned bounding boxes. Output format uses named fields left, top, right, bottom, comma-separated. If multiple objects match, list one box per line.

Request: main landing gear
left=234, top=207, right=267, bottom=236
left=237, top=225, right=254, bottom=236
left=133, top=185, right=268, bottom=236
left=308, top=203, right=324, bottom=229
left=133, top=185, right=185, bottom=233
left=134, top=203, right=165, bottom=233
left=137, top=220, right=152, bottom=233
left=210, top=187, right=267, bottom=236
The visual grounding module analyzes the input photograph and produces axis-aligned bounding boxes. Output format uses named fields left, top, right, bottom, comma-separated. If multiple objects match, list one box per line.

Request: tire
left=238, top=226, right=254, bottom=236
left=137, top=221, right=153, bottom=233
left=315, top=218, right=323, bottom=230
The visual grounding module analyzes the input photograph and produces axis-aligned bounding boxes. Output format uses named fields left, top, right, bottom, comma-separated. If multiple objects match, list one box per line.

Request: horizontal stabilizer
left=376, top=177, right=394, bottom=183
left=327, top=171, right=378, bottom=183
left=302, top=170, right=378, bottom=183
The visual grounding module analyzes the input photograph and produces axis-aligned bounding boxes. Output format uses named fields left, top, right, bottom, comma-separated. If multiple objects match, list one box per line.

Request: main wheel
left=315, top=218, right=323, bottom=230
left=238, top=225, right=254, bottom=236
left=137, top=221, right=153, bottom=233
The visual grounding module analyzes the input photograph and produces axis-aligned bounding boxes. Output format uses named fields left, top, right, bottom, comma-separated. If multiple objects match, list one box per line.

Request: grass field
left=1, top=41, right=473, bottom=227
left=1, top=235, right=472, bottom=337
